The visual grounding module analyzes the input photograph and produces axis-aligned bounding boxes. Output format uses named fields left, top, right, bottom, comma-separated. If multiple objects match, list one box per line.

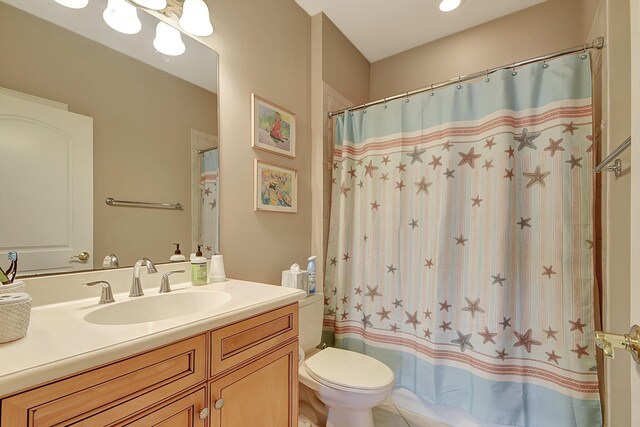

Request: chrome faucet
left=159, top=270, right=185, bottom=293
left=83, top=280, right=115, bottom=304
left=130, top=258, right=157, bottom=297
left=102, top=253, right=119, bottom=269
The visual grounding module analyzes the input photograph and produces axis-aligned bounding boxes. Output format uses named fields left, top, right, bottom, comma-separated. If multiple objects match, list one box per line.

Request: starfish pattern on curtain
left=324, top=54, right=601, bottom=427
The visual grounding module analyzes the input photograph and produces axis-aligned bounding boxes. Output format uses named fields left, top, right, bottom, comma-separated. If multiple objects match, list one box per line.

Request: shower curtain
left=324, top=54, right=601, bottom=427
left=200, top=149, right=219, bottom=255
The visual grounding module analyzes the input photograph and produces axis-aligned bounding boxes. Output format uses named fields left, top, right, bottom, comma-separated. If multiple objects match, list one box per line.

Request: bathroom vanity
left=0, top=272, right=304, bottom=426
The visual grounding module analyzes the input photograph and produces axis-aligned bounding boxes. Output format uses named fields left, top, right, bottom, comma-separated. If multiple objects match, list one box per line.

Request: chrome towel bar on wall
left=594, top=136, right=631, bottom=177
left=105, top=197, right=184, bottom=210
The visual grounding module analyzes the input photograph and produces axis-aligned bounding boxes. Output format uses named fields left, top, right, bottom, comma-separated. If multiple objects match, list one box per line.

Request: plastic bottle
left=307, top=255, right=316, bottom=294
left=191, top=245, right=208, bottom=286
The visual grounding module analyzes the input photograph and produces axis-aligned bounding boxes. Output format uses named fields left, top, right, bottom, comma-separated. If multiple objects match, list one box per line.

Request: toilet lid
left=304, top=347, right=394, bottom=390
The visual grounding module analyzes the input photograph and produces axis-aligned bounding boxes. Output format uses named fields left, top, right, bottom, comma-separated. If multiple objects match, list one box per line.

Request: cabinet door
left=210, top=341, right=298, bottom=427
left=118, top=386, right=207, bottom=427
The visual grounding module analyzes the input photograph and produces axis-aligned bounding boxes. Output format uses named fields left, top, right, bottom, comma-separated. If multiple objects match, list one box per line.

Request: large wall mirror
left=0, top=0, right=219, bottom=276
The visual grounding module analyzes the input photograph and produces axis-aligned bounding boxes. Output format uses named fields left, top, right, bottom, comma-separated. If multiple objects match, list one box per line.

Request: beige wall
left=370, top=0, right=585, bottom=100
left=310, top=13, right=371, bottom=290
left=0, top=3, right=217, bottom=269
left=321, top=15, right=370, bottom=105
left=205, top=0, right=312, bottom=285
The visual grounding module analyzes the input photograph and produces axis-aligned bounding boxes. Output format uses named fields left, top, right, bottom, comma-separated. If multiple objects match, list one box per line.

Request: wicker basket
left=0, top=292, right=32, bottom=343
left=0, top=280, right=25, bottom=295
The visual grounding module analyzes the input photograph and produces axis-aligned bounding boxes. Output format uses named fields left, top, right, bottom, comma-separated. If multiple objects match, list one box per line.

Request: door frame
left=629, top=0, right=640, bottom=425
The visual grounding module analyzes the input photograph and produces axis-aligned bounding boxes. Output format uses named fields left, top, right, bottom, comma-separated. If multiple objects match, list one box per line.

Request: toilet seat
left=304, top=347, right=394, bottom=393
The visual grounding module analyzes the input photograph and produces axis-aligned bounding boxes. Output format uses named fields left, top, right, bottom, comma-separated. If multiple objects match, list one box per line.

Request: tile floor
left=373, top=404, right=451, bottom=427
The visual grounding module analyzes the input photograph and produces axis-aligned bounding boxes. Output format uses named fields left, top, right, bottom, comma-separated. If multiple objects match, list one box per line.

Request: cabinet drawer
left=210, top=303, right=297, bottom=377
left=117, top=386, right=207, bottom=427
left=1, top=334, right=206, bottom=426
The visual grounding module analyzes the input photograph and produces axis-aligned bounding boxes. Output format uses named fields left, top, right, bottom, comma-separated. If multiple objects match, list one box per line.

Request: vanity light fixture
left=439, top=0, right=462, bottom=12
left=131, top=0, right=168, bottom=10
left=178, top=0, right=214, bottom=36
left=103, top=0, right=142, bottom=34
left=53, top=0, right=89, bottom=9
left=153, top=21, right=186, bottom=56
left=53, top=0, right=213, bottom=56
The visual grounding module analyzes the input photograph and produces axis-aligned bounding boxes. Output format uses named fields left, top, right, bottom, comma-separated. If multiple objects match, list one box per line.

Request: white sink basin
left=83, top=291, right=231, bottom=325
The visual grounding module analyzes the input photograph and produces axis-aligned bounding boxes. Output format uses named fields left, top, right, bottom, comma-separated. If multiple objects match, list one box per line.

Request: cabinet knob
left=199, top=408, right=210, bottom=419
left=214, top=398, right=224, bottom=410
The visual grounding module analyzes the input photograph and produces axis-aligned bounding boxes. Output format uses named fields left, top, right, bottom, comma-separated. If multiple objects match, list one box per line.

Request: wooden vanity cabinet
left=208, top=304, right=299, bottom=426
left=0, top=303, right=299, bottom=427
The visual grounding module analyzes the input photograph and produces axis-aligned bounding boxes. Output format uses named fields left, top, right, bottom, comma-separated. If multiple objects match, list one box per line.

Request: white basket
left=0, top=280, right=26, bottom=295
left=0, top=292, right=32, bottom=343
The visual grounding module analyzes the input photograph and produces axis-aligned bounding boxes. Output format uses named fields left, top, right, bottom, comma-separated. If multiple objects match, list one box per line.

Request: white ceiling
left=295, top=0, right=547, bottom=62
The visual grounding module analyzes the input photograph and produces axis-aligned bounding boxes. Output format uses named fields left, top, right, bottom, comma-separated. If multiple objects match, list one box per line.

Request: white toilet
left=298, top=293, right=395, bottom=427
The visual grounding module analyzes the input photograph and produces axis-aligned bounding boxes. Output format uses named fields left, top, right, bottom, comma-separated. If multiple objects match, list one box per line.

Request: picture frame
left=254, top=160, right=298, bottom=213
left=251, top=93, right=296, bottom=158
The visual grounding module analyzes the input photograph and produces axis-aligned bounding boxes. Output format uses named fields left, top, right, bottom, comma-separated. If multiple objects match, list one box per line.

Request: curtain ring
left=383, top=98, right=388, bottom=109
left=430, top=84, right=435, bottom=96
left=405, top=92, right=410, bottom=103
left=456, top=77, right=462, bottom=89
left=581, top=45, right=588, bottom=60
left=542, top=58, right=549, bottom=69
left=348, top=109, right=354, bottom=117
left=485, top=69, right=490, bottom=83
left=511, top=66, right=518, bottom=77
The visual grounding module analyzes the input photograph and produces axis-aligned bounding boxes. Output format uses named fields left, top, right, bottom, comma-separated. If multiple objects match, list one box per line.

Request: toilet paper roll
left=208, top=254, right=226, bottom=282
left=298, top=345, right=305, bottom=366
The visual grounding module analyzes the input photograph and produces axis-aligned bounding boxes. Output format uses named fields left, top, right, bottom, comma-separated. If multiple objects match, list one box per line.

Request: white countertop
left=0, top=279, right=306, bottom=397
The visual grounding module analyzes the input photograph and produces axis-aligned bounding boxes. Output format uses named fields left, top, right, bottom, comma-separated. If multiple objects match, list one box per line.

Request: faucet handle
left=83, top=280, right=115, bottom=304
left=159, top=270, right=185, bottom=293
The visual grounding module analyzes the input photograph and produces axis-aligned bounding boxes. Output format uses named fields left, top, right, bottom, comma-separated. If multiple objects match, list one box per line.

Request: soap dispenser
left=170, top=243, right=186, bottom=262
left=191, top=245, right=208, bottom=286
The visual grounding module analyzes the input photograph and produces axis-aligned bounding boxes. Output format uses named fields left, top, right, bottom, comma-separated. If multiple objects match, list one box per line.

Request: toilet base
left=326, top=407, right=374, bottom=427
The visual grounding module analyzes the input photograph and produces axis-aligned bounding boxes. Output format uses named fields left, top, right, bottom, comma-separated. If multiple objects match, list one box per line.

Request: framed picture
left=251, top=93, right=296, bottom=158
left=254, top=160, right=298, bottom=213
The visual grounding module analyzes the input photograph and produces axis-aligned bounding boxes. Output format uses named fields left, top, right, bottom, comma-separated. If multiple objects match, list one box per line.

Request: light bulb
left=154, top=22, right=186, bottom=56
left=130, top=0, right=167, bottom=10
left=53, top=0, right=89, bottom=9
left=103, top=0, right=142, bottom=35
left=439, top=0, right=462, bottom=12
left=179, top=0, right=214, bottom=37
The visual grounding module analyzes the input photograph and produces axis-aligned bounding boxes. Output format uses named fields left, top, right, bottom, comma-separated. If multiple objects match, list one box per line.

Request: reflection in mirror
left=0, top=0, right=219, bottom=277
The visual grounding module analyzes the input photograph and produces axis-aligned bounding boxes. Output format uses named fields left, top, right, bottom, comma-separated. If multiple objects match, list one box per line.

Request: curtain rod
left=328, top=36, right=605, bottom=118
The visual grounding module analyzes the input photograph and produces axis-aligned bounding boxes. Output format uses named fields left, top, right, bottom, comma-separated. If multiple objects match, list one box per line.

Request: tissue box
left=282, top=269, right=308, bottom=293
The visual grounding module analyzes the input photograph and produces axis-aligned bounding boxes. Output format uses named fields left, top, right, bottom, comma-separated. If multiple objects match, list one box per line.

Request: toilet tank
left=298, top=293, right=324, bottom=353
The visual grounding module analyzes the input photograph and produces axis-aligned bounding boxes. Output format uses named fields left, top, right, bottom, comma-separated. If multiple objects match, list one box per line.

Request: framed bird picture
left=254, top=160, right=297, bottom=213
left=251, top=93, right=296, bottom=158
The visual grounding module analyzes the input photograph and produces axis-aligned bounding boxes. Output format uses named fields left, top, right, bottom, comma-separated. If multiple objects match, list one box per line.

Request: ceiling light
left=154, top=22, right=186, bottom=56
left=439, top=0, right=462, bottom=12
left=130, top=0, right=168, bottom=10
left=53, top=0, right=89, bottom=9
left=103, top=0, right=142, bottom=34
left=179, top=0, right=214, bottom=36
